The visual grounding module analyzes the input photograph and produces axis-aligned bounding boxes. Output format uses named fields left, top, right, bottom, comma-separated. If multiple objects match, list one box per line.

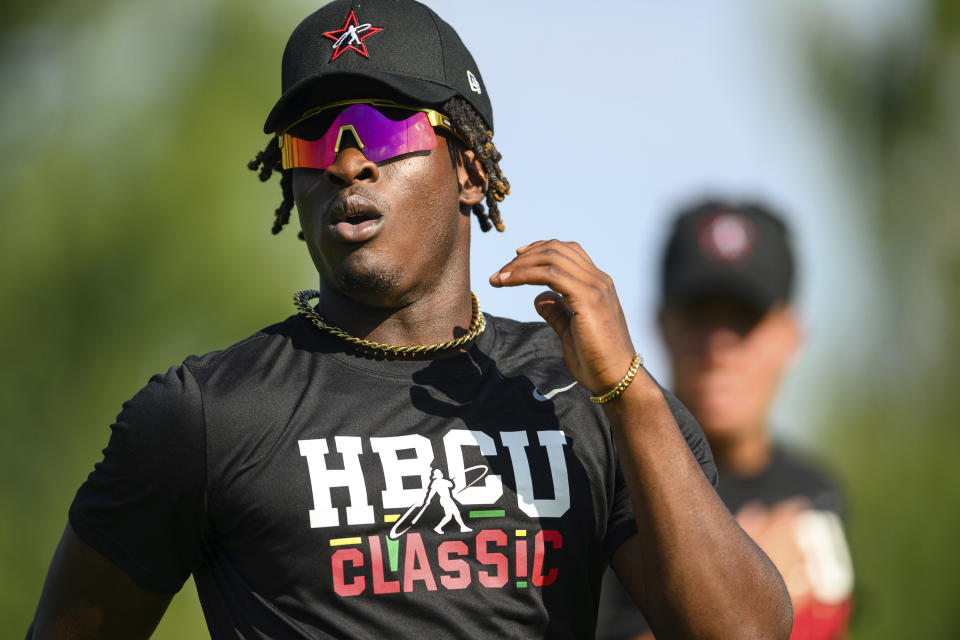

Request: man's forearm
left=606, top=373, right=792, bottom=640
left=488, top=239, right=792, bottom=636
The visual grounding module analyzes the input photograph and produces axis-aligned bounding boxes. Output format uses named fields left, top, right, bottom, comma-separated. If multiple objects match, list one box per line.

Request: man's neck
left=312, top=280, right=476, bottom=353
left=709, top=429, right=774, bottom=478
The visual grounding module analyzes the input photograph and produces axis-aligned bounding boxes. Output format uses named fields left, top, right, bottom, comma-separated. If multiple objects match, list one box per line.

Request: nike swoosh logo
left=532, top=381, right=578, bottom=402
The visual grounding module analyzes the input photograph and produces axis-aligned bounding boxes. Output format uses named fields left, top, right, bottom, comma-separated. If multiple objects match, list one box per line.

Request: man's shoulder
left=181, top=314, right=307, bottom=379
left=121, top=315, right=307, bottom=414
left=482, top=314, right=592, bottom=408
left=485, top=314, right=562, bottom=362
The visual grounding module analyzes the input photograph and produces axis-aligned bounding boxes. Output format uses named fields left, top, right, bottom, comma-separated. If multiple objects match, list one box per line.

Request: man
left=596, top=200, right=855, bottom=639
left=28, top=3, right=791, bottom=638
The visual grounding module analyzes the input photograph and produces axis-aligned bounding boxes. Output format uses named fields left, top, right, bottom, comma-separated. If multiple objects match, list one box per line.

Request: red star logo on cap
left=323, top=10, right=383, bottom=62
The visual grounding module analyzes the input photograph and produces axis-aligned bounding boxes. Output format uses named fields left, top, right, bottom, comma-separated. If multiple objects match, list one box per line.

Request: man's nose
left=324, top=131, right=379, bottom=188
left=702, top=325, right=741, bottom=359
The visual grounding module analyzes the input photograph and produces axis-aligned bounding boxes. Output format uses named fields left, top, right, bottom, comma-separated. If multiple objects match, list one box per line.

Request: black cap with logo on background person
left=263, top=0, right=493, bottom=134
left=661, top=200, right=796, bottom=312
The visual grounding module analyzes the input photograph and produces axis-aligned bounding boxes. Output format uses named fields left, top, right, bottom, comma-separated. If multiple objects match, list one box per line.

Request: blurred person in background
left=596, top=200, right=854, bottom=640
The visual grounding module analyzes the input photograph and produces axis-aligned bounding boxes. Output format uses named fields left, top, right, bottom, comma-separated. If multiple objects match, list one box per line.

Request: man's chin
left=335, top=264, right=402, bottom=296
left=698, top=413, right=757, bottom=443
left=692, top=403, right=746, bottom=437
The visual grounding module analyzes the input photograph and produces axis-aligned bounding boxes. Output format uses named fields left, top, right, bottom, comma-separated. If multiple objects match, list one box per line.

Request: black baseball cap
left=263, top=0, right=493, bottom=135
left=661, top=200, right=796, bottom=312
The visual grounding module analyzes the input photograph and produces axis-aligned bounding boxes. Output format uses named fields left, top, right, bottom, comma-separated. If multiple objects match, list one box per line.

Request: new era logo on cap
left=467, top=70, right=482, bottom=94
left=322, top=9, right=383, bottom=62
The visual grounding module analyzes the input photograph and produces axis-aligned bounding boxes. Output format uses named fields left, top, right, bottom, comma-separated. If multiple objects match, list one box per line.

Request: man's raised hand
left=490, top=239, right=637, bottom=395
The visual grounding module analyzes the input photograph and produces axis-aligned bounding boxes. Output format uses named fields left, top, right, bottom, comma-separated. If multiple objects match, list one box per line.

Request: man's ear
left=456, top=148, right=487, bottom=207
left=657, top=307, right=673, bottom=345
left=771, top=305, right=803, bottom=366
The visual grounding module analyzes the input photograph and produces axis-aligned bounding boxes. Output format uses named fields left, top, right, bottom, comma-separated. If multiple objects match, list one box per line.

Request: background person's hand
left=737, top=499, right=812, bottom=602
left=737, top=499, right=855, bottom=639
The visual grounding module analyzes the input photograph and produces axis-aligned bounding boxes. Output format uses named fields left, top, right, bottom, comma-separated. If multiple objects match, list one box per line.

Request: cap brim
left=263, top=72, right=457, bottom=134
left=666, top=269, right=780, bottom=312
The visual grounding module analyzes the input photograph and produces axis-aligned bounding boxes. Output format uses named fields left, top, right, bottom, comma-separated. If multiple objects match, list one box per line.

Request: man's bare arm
left=491, top=239, right=792, bottom=639
left=28, top=524, right=172, bottom=640
left=604, top=378, right=791, bottom=639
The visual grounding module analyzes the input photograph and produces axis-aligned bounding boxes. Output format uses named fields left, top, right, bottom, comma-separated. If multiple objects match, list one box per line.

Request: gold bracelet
left=589, top=353, right=643, bottom=404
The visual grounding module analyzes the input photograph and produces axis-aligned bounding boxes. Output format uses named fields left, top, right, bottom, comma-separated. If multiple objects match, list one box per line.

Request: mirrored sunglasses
left=280, top=100, right=460, bottom=171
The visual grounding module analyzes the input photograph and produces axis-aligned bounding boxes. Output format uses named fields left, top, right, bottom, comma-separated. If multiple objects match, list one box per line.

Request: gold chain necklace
left=293, top=290, right=486, bottom=358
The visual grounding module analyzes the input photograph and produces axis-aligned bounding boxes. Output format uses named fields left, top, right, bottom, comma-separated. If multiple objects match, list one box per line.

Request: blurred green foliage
left=808, top=0, right=960, bottom=637
left=1, top=1, right=318, bottom=636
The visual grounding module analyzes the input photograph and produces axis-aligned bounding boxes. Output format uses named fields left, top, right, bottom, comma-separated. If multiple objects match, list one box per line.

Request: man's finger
left=533, top=291, right=571, bottom=337
left=489, top=263, right=592, bottom=304
left=516, top=240, right=547, bottom=254
left=491, top=247, right=596, bottom=290
left=515, top=239, right=593, bottom=269
left=563, top=241, right=595, bottom=266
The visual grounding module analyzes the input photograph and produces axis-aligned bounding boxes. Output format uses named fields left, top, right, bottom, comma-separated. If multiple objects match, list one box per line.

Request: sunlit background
left=2, top=0, right=958, bottom=637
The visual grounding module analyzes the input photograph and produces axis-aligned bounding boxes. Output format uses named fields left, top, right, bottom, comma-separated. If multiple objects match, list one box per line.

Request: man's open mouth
left=328, top=197, right=384, bottom=242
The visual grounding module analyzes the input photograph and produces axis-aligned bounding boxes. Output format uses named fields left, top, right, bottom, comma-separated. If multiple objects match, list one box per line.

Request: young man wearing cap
left=28, top=3, right=791, bottom=638
left=596, top=201, right=854, bottom=639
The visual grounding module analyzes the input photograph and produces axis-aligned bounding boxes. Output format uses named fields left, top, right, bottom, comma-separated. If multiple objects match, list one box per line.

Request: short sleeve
left=661, top=387, right=718, bottom=487
left=68, top=363, right=207, bottom=594
left=603, top=386, right=718, bottom=558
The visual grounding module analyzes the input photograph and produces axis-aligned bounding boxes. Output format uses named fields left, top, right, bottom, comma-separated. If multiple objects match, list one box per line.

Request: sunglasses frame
left=279, top=98, right=463, bottom=154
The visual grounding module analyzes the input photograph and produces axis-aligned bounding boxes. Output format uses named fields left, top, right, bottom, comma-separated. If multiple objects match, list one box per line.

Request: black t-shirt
left=716, top=447, right=844, bottom=517
left=70, top=313, right=716, bottom=639
left=596, top=446, right=846, bottom=640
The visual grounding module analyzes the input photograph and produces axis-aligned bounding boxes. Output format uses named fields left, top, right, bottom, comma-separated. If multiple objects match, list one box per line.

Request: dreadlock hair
left=246, top=136, right=301, bottom=238
left=248, top=95, right=510, bottom=236
left=439, top=96, right=510, bottom=232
